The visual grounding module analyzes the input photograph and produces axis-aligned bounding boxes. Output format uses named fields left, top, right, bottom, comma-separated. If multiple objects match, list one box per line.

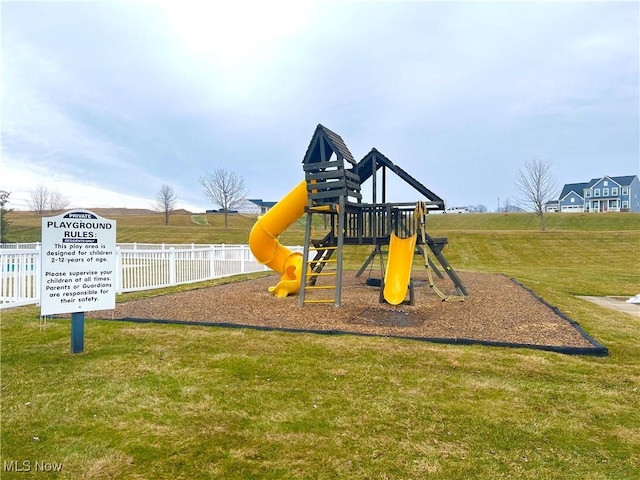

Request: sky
left=2, top=0, right=638, bottom=213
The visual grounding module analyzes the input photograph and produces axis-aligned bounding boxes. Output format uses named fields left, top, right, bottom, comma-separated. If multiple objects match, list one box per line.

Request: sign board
left=41, top=209, right=117, bottom=316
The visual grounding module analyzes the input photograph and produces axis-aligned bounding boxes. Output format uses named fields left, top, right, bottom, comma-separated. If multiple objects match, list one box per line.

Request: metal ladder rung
left=303, top=299, right=336, bottom=304
left=309, top=246, right=337, bottom=251
left=306, top=272, right=336, bottom=277
left=308, top=259, right=337, bottom=264
left=305, top=285, right=336, bottom=290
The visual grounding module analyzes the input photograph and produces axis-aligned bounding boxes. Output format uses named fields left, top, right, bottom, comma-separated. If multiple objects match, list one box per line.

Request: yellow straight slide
left=383, top=233, right=417, bottom=305
left=249, top=180, right=308, bottom=298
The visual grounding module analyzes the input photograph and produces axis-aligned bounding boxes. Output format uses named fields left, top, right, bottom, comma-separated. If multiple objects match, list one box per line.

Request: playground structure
left=249, top=124, right=467, bottom=306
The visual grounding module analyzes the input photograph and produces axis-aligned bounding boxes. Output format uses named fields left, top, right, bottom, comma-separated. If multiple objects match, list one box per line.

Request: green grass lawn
left=2, top=211, right=639, bottom=478
left=427, top=211, right=640, bottom=231
left=7, top=210, right=639, bottom=245
left=4, top=211, right=309, bottom=246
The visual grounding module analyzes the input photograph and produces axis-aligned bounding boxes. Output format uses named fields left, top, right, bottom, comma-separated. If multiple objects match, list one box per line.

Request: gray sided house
left=558, top=175, right=640, bottom=213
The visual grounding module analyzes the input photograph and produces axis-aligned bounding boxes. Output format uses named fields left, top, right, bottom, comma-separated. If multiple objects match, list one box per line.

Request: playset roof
left=358, top=148, right=445, bottom=206
left=302, top=124, right=357, bottom=166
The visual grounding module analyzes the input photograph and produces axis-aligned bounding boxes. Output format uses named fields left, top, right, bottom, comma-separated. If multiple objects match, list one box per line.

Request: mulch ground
left=90, top=271, right=606, bottom=354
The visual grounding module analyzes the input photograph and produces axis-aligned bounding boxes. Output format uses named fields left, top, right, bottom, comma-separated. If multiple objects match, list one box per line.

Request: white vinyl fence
left=0, top=242, right=40, bottom=249
left=0, top=248, right=40, bottom=308
left=1, top=243, right=302, bottom=309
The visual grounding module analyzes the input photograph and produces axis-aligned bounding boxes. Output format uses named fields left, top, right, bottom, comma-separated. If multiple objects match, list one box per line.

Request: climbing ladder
left=298, top=124, right=360, bottom=307
left=298, top=203, right=345, bottom=306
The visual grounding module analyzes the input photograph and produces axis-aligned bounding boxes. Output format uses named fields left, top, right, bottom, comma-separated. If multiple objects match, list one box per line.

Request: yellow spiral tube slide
left=248, top=180, right=309, bottom=298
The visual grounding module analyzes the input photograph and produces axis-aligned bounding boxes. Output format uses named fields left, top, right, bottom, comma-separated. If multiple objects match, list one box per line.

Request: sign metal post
left=71, top=312, right=85, bottom=354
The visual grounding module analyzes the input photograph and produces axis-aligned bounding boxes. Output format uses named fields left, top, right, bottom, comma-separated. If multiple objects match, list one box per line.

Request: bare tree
left=515, top=157, right=558, bottom=231
left=199, top=169, right=247, bottom=228
left=468, top=204, right=488, bottom=213
left=0, top=190, right=11, bottom=243
left=153, top=184, right=177, bottom=226
left=49, top=190, right=70, bottom=212
left=28, top=185, right=49, bottom=214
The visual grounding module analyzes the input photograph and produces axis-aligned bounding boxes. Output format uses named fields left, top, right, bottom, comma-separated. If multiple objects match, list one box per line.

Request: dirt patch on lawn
left=90, top=271, right=606, bottom=355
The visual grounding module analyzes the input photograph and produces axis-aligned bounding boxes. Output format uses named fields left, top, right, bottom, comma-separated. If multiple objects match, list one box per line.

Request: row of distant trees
left=2, top=158, right=556, bottom=239
left=0, top=187, right=73, bottom=243
left=148, top=159, right=557, bottom=230
left=153, top=169, right=246, bottom=228
left=28, top=185, right=71, bottom=214
left=0, top=186, right=73, bottom=242
left=0, top=169, right=245, bottom=230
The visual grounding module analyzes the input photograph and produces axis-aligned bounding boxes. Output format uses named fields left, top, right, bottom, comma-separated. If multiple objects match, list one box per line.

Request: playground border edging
left=508, top=277, right=609, bottom=356
left=94, top=315, right=609, bottom=357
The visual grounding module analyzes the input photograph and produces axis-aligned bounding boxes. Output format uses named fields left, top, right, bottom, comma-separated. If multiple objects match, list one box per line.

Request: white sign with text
left=41, top=210, right=117, bottom=315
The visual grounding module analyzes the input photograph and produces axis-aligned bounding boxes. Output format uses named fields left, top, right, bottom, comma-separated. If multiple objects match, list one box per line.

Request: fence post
left=169, top=248, right=176, bottom=286
left=115, top=247, right=123, bottom=293
left=35, top=245, right=41, bottom=305
left=241, top=246, right=246, bottom=273
left=210, top=246, right=216, bottom=278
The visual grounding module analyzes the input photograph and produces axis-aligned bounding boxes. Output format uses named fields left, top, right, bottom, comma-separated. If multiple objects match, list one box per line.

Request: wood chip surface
left=90, top=272, right=599, bottom=350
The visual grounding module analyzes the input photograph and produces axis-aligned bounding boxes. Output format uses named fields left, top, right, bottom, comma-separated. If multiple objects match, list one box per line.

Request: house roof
left=585, top=175, right=638, bottom=188
left=247, top=199, right=277, bottom=209
left=357, top=148, right=445, bottom=207
left=559, top=182, right=588, bottom=200
left=302, top=124, right=357, bottom=166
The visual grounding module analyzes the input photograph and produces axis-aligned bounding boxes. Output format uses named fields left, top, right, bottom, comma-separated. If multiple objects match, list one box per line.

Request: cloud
left=2, top=152, right=205, bottom=212
left=1, top=1, right=637, bottom=214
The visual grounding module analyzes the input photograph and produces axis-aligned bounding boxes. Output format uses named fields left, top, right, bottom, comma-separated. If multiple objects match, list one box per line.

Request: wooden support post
left=427, top=255, right=445, bottom=279
left=355, top=244, right=382, bottom=277
left=334, top=196, right=346, bottom=306
left=425, top=233, right=468, bottom=296
left=298, top=210, right=314, bottom=307
left=409, top=281, right=415, bottom=306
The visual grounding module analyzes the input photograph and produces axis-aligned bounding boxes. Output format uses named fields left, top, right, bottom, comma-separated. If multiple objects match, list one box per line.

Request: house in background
left=544, top=200, right=559, bottom=212
left=558, top=182, right=588, bottom=212
left=242, top=199, right=276, bottom=214
left=205, top=198, right=277, bottom=215
left=557, top=175, right=640, bottom=213
left=584, top=175, right=639, bottom=212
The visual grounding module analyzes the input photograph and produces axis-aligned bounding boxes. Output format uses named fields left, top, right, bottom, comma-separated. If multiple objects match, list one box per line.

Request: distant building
left=231, top=198, right=260, bottom=214
left=558, top=182, right=589, bottom=212
left=236, top=198, right=276, bottom=214
left=544, top=200, right=558, bottom=213
left=556, top=175, right=640, bottom=213
left=444, top=206, right=469, bottom=214
left=205, top=198, right=265, bottom=215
